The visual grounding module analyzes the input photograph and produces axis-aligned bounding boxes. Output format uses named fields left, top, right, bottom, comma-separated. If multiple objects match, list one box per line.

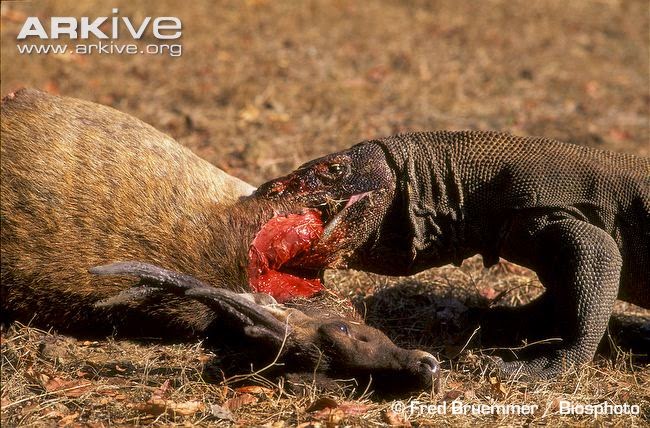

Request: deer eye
left=334, top=322, right=349, bottom=335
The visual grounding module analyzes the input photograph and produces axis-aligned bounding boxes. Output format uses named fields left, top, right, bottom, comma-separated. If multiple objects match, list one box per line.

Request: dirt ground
left=1, top=0, right=649, bottom=426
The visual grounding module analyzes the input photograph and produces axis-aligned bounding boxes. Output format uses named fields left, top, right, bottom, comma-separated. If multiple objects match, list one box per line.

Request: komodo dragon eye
left=317, top=162, right=347, bottom=181
left=307, top=156, right=351, bottom=183
left=327, top=163, right=344, bottom=175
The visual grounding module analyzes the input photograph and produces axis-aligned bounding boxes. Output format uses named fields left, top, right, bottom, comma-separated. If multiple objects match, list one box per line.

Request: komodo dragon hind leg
left=498, top=218, right=622, bottom=378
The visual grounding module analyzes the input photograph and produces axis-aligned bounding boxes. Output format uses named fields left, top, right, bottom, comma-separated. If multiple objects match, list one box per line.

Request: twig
left=3, top=383, right=93, bottom=410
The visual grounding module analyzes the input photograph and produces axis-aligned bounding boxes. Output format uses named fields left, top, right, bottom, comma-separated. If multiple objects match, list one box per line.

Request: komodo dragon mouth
left=248, top=193, right=373, bottom=303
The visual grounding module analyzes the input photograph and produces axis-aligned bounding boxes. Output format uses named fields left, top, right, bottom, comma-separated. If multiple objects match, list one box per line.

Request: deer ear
left=94, top=285, right=164, bottom=307
left=243, top=325, right=287, bottom=348
left=90, top=261, right=211, bottom=291
left=90, top=261, right=290, bottom=337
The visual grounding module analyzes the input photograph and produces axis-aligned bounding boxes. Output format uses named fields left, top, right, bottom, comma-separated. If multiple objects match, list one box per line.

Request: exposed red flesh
left=248, top=210, right=325, bottom=302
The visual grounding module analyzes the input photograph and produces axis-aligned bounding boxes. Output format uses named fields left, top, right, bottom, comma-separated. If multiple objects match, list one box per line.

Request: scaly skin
left=254, top=131, right=650, bottom=378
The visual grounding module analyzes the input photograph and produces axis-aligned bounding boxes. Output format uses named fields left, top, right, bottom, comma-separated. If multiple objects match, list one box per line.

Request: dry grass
left=1, top=0, right=649, bottom=425
left=3, top=258, right=648, bottom=426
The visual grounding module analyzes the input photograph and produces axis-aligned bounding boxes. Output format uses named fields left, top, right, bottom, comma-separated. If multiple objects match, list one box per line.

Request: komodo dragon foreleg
left=496, top=216, right=623, bottom=377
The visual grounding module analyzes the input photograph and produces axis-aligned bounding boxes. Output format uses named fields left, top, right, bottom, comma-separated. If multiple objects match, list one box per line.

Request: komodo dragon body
left=254, top=131, right=650, bottom=378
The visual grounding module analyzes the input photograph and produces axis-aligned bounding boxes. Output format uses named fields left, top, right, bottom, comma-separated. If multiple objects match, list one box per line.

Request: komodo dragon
left=253, top=131, right=650, bottom=378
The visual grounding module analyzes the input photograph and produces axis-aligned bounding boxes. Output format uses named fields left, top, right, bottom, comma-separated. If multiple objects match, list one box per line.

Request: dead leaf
left=239, top=105, right=260, bottom=122
left=309, top=400, right=371, bottom=421
left=464, top=388, right=477, bottom=400
left=216, top=50, right=233, bottom=62
left=479, top=287, right=497, bottom=300
left=246, top=0, right=271, bottom=7
left=43, top=81, right=60, bottom=94
left=43, top=408, right=70, bottom=420
left=113, top=364, right=129, bottom=374
left=21, top=402, right=39, bottom=416
left=310, top=408, right=344, bottom=424
left=223, top=393, right=258, bottom=411
left=297, top=422, right=322, bottom=428
left=342, top=78, right=368, bottom=88
left=58, top=412, right=80, bottom=426
left=443, top=390, right=464, bottom=401
left=267, top=112, right=290, bottom=123
left=366, top=65, right=389, bottom=83
left=234, top=385, right=274, bottom=396
left=44, top=376, right=65, bottom=391
left=44, top=377, right=93, bottom=398
left=169, top=400, right=205, bottom=416
left=418, top=62, right=432, bottom=81
left=152, top=379, right=171, bottom=399
left=585, top=80, right=600, bottom=98
left=32, top=402, right=68, bottom=421
left=494, top=260, right=531, bottom=276
left=608, top=128, right=632, bottom=142
left=134, top=397, right=205, bottom=417
left=548, top=397, right=561, bottom=412
left=24, top=366, right=45, bottom=385
left=197, top=354, right=212, bottom=364
left=337, top=402, right=371, bottom=416
left=489, top=376, right=507, bottom=399
left=306, top=397, right=338, bottom=412
left=382, top=409, right=411, bottom=427
left=38, top=339, right=70, bottom=362
left=446, top=381, right=463, bottom=390
left=97, top=391, right=127, bottom=404
left=210, top=404, right=235, bottom=422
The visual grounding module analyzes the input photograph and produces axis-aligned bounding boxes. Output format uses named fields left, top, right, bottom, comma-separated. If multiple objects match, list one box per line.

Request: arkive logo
left=15, top=8, right=183, bottom=57
left=17, top=8, right=182, bottom=40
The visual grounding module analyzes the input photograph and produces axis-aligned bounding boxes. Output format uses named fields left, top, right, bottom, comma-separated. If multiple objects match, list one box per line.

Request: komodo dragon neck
left=377, top=134, right=473, bottom=271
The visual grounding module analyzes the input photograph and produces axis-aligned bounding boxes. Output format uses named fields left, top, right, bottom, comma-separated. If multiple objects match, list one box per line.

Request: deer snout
left=402, top=350, right=440, bottom=393
left=417, top=352, right=439, bottom=377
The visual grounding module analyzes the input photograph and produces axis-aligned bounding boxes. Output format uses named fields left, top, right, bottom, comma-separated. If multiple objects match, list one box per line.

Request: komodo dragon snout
left=254, top=141, right=402, bottom=270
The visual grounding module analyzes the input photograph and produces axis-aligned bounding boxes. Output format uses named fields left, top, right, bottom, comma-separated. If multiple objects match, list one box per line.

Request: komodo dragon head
left=253, top=141, right=410, bottom=274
